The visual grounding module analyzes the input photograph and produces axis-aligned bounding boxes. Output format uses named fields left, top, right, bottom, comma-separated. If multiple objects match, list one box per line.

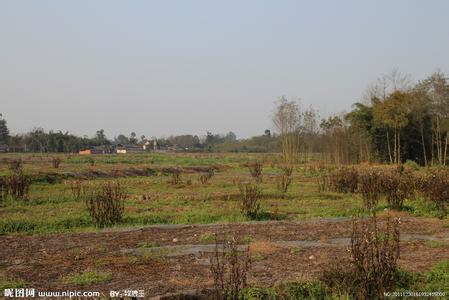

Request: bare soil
left=1, top=215, right=448, bottom=298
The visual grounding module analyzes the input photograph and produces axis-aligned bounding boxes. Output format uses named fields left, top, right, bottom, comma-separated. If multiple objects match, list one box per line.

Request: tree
left=273, top=96, right=302, bottom=165
left=264, top=129, right=271, bottom=137
left=373, top=91, right=412, bottom=164
left=416, top=72, right=449, bottom=165
left=346, top=103, right=374, bottom=162
left=94, top=129, right=109, bottom=145
left=115, top=134, right=129, bottom=145
left=0, top=113, right=10, bottom=144
left=225, top=131, right=237, bottom=142
left=129, top=132, right=138, bottom=145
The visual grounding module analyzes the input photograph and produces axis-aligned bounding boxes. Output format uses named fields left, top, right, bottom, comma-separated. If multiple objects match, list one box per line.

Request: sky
left=1, top=0, right=449, bottom=139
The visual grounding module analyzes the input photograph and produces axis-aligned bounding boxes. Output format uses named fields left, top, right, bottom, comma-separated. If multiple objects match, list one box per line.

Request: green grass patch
left=63, top=270, right=112, bottom=286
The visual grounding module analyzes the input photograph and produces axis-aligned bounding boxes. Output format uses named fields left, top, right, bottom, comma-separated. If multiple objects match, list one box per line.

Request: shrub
left=417, top=170, right=449, bottom=218
left=167, top=168, right=182, bottom=185
left=276, top=165, right=293, bottom=196
left=52, top=157, right=61, bottom=169
left=199, top=169, right=214, bottom=185
left=403, top=160, right=420, bottom=171
left=321, top=215, right=400, bottom=298
left=380, top=168, right=415, bottom=210
left=0, top=177, right=7, bottom=203
left=85, top=181, right=126, bottom=228
left=209, top=236, right=251, bottom=300
left=69, top=180, right=85, bottom=200
left=357, top=169, right=382, bottom=210
left=247, top=162, right=263, bottom=183
left=238, top=182, right=261, bottom=219
left=6, top=166, right=31, bottom=201
left=8, top=159, right=22, bottom=172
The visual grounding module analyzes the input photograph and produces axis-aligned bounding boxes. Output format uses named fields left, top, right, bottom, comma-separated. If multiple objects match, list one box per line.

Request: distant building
left=0, top=144, right=8, bottom=153
left=115, top=144, right=145, bottom=154
left=79, top=147, right=106, bottom=155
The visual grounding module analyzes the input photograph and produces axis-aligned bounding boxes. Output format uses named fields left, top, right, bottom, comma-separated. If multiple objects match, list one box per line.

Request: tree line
left=1, top=70, right=448, bottom=165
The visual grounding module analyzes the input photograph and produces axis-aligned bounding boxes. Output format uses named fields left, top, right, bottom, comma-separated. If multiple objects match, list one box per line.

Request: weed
left=199, top=233, right=215, bottom=243
left=425, top=240, right=449, bottom=248
left=252, top=253, right=265, bottom=261
left=289, top=247, right=303, bottom=254
left=137, top=241, right=160, bottom=248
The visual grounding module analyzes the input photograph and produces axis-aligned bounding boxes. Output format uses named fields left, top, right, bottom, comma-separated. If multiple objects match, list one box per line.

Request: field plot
left=0, top=153, right=448, bottom=298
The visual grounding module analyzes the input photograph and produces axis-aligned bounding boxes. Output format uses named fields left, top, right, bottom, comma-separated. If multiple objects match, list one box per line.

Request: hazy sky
left=1, top=1, right=449, bottom=139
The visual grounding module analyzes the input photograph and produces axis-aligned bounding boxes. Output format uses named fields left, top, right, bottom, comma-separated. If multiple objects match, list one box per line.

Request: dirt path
left=1, top=216, right=448, bottom=297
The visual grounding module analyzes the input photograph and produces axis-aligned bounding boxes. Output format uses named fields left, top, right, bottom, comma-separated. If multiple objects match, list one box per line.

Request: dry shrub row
left=324, top=167, right=358, bottom=193
left=416, top=169, right=449, bottom=217
left=321, top=215, right=400, bottom=299
left=85, top=181, right=126, bottom=228
left=380, top=168, right=415, bottom=210
left=319, top=166, right=424, bottom=211
left=210, top=236, right=251, bottom=300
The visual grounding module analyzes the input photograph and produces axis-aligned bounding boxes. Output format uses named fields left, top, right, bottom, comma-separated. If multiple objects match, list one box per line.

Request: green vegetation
left=0, top=153, right=446, bottom=235
left=235, top=260, right=449, bottom=299
left=0, top=272, right=26, bottom=291
left=63, top=270, right=112, bottom=286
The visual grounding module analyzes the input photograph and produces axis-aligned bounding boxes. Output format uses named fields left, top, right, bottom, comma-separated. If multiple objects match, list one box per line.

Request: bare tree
left=272, top=96, right=302, bottom=166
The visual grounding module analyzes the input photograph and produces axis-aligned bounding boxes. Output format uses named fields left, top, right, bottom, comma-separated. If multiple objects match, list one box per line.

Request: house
left=79, top=147, right=106, bottom=155
left=115, top=144, right=145, bottom=154
left=0, top=144, right=9, bottom=153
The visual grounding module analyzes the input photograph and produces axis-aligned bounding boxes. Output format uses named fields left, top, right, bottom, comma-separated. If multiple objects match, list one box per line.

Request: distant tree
left=26, top=128, right=48, bottom=153
left=273, top=96, right=302, bottom=165
left=415, top=72, right=449, bottom=165
left=373, top=91, right=412, bottom=164
left=115, top=134, right=129, bottom=145
left=225, top=131, right=237, bottom=141
left=94, top=129, right=109, bottom=145
left=0, top=113, right=10, bottom=144
left=346, top=103, right=374, bottom=162
left=129, top=132, right=138, bottom=145
left=264, top=129, right=271, bottom=137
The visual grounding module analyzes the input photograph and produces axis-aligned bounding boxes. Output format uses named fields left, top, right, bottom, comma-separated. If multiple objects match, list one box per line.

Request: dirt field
left=1, top=153, right=448, bottom=298
left=1, top=215, right=448, bottom=298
